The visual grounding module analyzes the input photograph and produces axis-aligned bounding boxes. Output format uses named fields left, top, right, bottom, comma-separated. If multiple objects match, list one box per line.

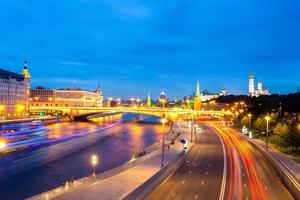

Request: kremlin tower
left=194, top=81, right=201, bottom=111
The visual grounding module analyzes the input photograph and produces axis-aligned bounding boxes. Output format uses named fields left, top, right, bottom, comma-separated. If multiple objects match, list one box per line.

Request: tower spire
left=196, top=81, right=200, bottom=97
left=147, top=92, right=151, bottom=107
left=194, top=81, right=201, bottom=110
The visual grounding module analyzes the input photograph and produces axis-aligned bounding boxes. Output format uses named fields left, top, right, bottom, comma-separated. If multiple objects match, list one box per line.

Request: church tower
left=147, top=93, right=151, bottom=107
left=22, top=60, right=30, bottom=112
left=249, top=72, right=255, bottom=96
left=194, top=81, right=201, bottom=110
left=96, top=81, right=104, bottom=107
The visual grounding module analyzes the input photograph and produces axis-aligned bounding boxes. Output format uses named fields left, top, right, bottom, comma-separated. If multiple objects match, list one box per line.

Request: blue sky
left=1, top=0, right=300, bottom=99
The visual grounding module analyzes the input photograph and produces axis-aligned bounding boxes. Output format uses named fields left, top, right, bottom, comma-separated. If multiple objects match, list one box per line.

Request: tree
left=253, top=117, right=265, bottom=131
left=273, top=122, right=290, bottom=136
left=240, top=116, right=249, bottom=126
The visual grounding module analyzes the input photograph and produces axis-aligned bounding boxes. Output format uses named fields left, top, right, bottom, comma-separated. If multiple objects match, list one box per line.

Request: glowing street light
left=0, top=140, right=6, bottom=149
left=161, top=117, right=168, bottom=168
left=265, top=116, right=271, bottom=150
left=248, top=113, right=252, bottom=132
left=91, top=154, right=98, bottom=176
left=235, top=111, right=239, bottom=126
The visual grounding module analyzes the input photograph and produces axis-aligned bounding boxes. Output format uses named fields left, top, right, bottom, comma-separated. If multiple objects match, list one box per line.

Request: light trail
left=208, top=122, right=269, bottom=200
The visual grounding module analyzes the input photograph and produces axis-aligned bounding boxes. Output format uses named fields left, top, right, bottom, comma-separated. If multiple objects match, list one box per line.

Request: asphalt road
left=146, top=122, right=294, bottom=200
left=145, top=125, right=224, bottom=200
left=210, top=123, right=293, bottom=200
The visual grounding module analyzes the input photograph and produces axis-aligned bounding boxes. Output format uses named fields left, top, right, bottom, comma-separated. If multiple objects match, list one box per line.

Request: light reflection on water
left=0, top=113, right=166, bottom=200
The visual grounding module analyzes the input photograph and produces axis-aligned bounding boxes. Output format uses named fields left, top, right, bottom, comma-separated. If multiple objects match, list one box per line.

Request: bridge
left=29, top=106, right=233, bottom=121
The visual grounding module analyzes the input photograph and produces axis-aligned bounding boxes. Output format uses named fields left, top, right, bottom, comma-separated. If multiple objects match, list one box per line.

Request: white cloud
left=61, top=61, right=87, bottom=66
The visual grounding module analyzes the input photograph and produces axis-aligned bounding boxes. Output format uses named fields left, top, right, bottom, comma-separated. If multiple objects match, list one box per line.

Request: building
left=248, top=72, right=270, bottom=96
left=194, top=81, right=201, bottom=110
left=158, top=90, right=168, bottom=107
left=30, top=85, right=103, bottom=108
left=249, top=72, right=255, bottom=96
left=0, top=61, right=30, bottom=118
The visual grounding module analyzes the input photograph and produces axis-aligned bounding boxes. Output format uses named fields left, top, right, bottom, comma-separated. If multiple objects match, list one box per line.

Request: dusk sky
left=1, top=0, right=300, bottom=99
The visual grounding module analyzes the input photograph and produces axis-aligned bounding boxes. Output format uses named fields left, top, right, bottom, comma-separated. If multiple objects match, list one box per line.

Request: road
left=146, top=122, right=294, bottom=200
left=0, top=114, right=165, bottom=200
left=146, top=125, right=224, bottom=200
left=210, top=122, right=293, bottom=200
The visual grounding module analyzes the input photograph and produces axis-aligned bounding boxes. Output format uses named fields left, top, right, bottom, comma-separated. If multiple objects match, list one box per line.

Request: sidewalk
left=29, top=121, right=191, bottom=200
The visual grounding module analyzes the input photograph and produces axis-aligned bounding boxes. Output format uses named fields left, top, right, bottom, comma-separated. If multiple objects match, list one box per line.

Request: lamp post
left=248, top=113, right=252, bottom=132
left=161, top=118, right=167, bottom=168
left=265, top=116, right=271, bottom=151
left=191, top=111, right=194, bottom=143
left=235, top=111, right=239, bottom=127
left=91, top=154, right=98, bottom=176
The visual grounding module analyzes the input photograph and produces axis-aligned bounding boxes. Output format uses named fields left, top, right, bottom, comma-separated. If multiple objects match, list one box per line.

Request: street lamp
left=91, top=154, right=98, bottom=176
left=235, top=111, right=239, bottom=127
left=161, top=118, right=168, bottom=168
left=265, top=116, right=271, bottom=150
left=248, top=113, right=252, bottom=132
left=191, top=111, right=195, bottom=143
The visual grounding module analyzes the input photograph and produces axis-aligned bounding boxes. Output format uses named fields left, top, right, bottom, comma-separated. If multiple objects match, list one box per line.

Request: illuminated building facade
left=158, top=90, right=168, bottom=107
left=248, top=72, right=270, bottom=97
left=30, top=86, right=103, bottom=108
left=249, top=72, right=255, bottom=96
left=0, top=61, right=30, bottom=118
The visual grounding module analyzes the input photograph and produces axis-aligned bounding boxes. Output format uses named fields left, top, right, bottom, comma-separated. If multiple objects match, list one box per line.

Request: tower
left=175, top=95, right=178, bottom=104
left=96, top=81, right=104, bottom=107
left=257, top=80, right=262, bottom=91
left=147, top=93, right=151, bottom=107
left=249, top=72, right=255, bottom=96
left=22, top=60, right=30, bottom=112
left=194, top=81, right=201, bottom=110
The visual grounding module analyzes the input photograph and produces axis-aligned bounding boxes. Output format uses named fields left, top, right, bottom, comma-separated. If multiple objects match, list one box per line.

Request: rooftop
left=0, top=68, right=24, bottom=82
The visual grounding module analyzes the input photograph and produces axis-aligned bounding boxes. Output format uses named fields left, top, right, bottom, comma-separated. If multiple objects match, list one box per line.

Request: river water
left=0, top=113, right=166, bottom=200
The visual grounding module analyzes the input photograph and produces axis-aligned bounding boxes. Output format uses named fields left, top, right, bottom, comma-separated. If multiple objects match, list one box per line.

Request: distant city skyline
left=1, top=1, right=300, bottom=98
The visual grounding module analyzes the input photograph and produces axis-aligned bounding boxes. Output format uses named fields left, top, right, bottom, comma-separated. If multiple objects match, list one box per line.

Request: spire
left=24, top=60, right=28, bottom=69
left=97, top=81, right=101, bottom=89
left=147, top=92, right=151, bottom=107
left=175, top=95, right=178, bottom=104
left=195, top=81, right=200, bottom=97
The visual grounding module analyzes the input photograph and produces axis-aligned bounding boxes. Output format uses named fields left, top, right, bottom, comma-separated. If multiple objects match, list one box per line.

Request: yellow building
left=30, top=86, right=103, bottom=108
left=0, top=61, right=30, bottom=118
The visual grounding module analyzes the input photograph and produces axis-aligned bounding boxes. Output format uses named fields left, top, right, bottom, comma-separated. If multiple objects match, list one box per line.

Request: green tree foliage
left=273, top=122, right=290, bottom=136
left=253, top=117, right=265, bottom=131
left=240, top=116, right=249, bottom=126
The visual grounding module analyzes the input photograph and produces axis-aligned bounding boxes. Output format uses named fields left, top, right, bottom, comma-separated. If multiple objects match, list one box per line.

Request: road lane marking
left=244, top=183, right=247, bottom=188
left=201, top=181, right=204, bottom=186
left=205, top=171, right=208, bottom=175
left=182, top=180, right=186, bottom=184
left=214, top=127, right=227, bottom=200
left=189, top=170, right=192, bottom=174
left=194, top=194, right=198, bottom=199
left=264, top=185, right=268, bottom=190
